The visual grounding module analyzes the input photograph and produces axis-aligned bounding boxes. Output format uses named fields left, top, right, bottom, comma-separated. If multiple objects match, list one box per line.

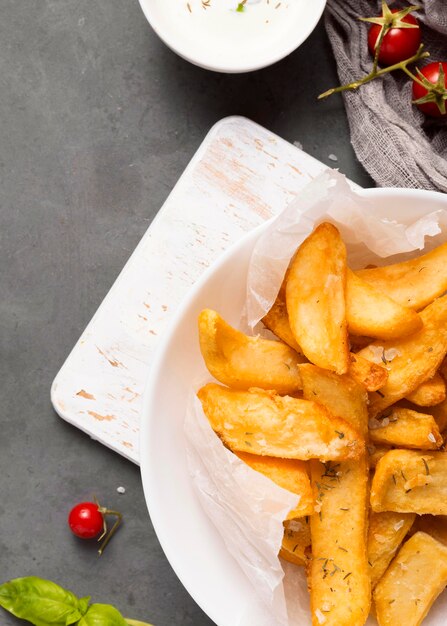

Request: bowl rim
left=137, top=0, right=327, bottom=73
left=140, top=185, right=447, bottom=624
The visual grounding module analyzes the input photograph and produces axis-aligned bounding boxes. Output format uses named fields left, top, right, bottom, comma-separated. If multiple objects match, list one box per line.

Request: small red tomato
left=412, top=62, right=447, bottom=118
left=68, top=502, right=104, bottom=539
left=368, top=10, right=421, bottom=66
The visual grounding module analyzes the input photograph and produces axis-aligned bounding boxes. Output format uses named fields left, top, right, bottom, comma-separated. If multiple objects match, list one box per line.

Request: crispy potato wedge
left=346, top=269, right=422, bottom=340
left=357, top=240, right=447, bottom=311
left=262, top=282, right=388, bottom=391
left=301, top=365, right=370, bottom=626
left=374, top=532, right=447, bottom=626
left=198, top=309, right=305, bottom=394
left=406, top=371, right=446, bottom=406
left=286, top=223, right=350, bottom=375
left=309, top=457, right=370, bottom=626
left=369, top=407, right=443, bottom=450
left=426, top=398, right=447, bottom=433
left=197, top=384, right=364, bottom=461
left=236, top=452, right=314, bottom=519
left=348, top=353, right=388, bottom=393
left=280, top=518, right=311, bottom=567
left=357, top=294, right=447, bottom=416
left=262, top=274, right=302, bottom=353
left=299, top=364, right=368, bottom=437
left=414, top=514, right=447, bottom=546
left=368, top=444, right=391, bottom=469
left=367, top=511, right=416, bottom=588
left=371, top=449, right=447, bottom=514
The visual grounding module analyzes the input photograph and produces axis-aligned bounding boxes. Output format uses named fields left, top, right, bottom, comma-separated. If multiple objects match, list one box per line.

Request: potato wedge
left=357, top=240, right=447, bottom=311
left=346, top=269, right=422, bottom=340
left=235, top=452, right=314, bottom=519
left=301, top=365, right=370, bottom=626
left=371, top=449, right=447, bottom=514
left=414, top=514, right=447, bottom=546
left=280, top=518, right=311, bottom=567
left=198, top=309, right=305, bottom=394
left=197, top=384, right=364, bottom=461
left=262, top=281, right=388, bottom=391
left=262, top=274, right=301, bottom=353
left=369, top=407, right=442, bottom=450
left=309, top=457, right=370, bottom=626
left=367, top=511, right=416, bottom=588
left=374, top=532, right=447, bottom=626
left=426, top=398, right=447, bottom=433
left=286, top=222, right=350, bottom=375
left=406, top=372, right=446, bottom=407
left=357, top=294, right=447, bottom=416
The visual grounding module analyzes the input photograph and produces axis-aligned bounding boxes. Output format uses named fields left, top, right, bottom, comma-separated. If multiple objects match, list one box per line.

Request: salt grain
left=117, top=486, right=126, bottom=494
left=293, top=140, right=303, bottom=150
left=394, top=520, right=405, bottom=531
left=315, top=608, right=327, bottom=624
left=428, top=433, right=436, bottom=443
left=328, top=153, right=338, bottom=162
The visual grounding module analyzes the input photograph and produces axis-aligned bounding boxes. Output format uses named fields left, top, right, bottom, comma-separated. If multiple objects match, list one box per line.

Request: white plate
left=140, top=187, right=447, bottom=625
left=138, top=0, right=327, bottom=73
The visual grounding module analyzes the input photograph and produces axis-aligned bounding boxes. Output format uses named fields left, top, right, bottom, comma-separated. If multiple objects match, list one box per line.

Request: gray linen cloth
left=325, top=0, right=447, bottom=191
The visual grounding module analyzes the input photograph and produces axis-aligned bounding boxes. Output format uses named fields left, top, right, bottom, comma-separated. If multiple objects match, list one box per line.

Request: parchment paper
left=185, top=169, right=447, bottom=625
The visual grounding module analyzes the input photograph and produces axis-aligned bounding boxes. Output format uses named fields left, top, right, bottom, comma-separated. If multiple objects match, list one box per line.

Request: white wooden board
left=51, top=116, right=350, bottom=464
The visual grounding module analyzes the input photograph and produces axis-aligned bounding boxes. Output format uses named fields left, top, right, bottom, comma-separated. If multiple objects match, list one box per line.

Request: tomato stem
left=318, top=44, right=429, bottom=100
left=98, top=510, right=123, bottom=556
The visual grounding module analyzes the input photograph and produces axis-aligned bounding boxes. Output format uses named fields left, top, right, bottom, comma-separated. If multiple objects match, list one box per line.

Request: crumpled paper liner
left=184, top=169, right=447, bottom=625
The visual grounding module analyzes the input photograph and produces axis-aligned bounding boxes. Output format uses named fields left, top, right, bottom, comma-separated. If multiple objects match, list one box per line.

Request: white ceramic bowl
left=141, top=188, right=447, bottom=625
left=138, top=0, right=327, bottom=73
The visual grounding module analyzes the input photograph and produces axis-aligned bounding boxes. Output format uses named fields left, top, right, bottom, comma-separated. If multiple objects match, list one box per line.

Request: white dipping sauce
left=144, top=0, right=324, bottom=72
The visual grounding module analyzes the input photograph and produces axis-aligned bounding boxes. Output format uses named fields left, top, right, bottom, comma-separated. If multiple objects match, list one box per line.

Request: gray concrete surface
left=0, top=1, right=373, bottom=625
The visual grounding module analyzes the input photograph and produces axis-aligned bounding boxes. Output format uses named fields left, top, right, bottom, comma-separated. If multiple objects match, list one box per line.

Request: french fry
left=406, top=371, right=446, bottom=407
left=357, top=294, right=447, bottom=416
left=280, top=518, right=311, bottom=567
left=369, top=407, right=443, bottom=450
left=300, top=365, right=370, bottom=626
left=414, top=514, right=447, bottom=546
left=197, top=384, right=364, bottom=462
left=374, top=532, right=447, bottom=626
left=371, top=449, right=447, bottom=515
left=235, top=452, right=314, bottom=519
left=346, top=269, right=422, bottom=340
left=357, top=240, right=447, bottom=311
left=367, top=511, right=416, bottom=588
left=348, top=353, right=388, bottom=393
left=198, top=309, right=305, bottom=394
left=286, top=223, right=350, bottom=375
left=426, top=398, right=447, bottom=433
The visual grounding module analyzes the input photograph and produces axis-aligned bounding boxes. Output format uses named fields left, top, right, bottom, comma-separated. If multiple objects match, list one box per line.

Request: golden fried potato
left=426, top=398, right=447, bottom=433
left=357, top=240, right=447, bottom=311
left=262, top=282, right=388, bottom=391
left=301, top=365, right=370, bottom=626
left=286, top=223, right=350, bottom=375
left=369, top=407, right=442, bottom=450
left=371, top=449, right=447, bottom=515
left=406, top=371, right=447, bottom=407
left=280, top=518, right=311, bottom=567
left=367, top=511, right=416, bottom=588
left=197, top=384, right=364, bottom=462
left=374, top=532, right=447, bottom=626
left=235, top=452, right=314, bottom=519
left=198, top=309, right=305, bottom=394
left=357, top=294, right=447, bottom=416
left=346, top=269, right=422, bottom=340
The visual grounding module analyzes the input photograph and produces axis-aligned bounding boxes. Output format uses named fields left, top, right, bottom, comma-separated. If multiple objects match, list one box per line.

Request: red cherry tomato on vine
left=412, top=62, right=447, bottom=118
left=368, top=10, right=421, bottom=66
left=68, top=502, right=104, bottom=539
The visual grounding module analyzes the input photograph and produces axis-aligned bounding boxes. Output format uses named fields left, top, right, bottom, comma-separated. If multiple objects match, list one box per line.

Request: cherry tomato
left=68, top=502, right=104, bottom=539
left=368, top=10, right=421, bottom=66
left=412, top=62, right=447, bottom=118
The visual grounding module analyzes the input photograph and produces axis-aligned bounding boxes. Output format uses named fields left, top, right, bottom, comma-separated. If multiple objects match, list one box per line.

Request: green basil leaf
left=78, top=596, right=91, bottom=615
left=78, top=603, right=128, bottom=626
left=0, top=576, right=83, bottom=626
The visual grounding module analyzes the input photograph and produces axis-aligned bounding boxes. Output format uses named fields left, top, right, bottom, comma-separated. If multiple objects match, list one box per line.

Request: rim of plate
left=140, top=185, right=447, bottom=625
left=137, top=0, right=327, bottom=73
